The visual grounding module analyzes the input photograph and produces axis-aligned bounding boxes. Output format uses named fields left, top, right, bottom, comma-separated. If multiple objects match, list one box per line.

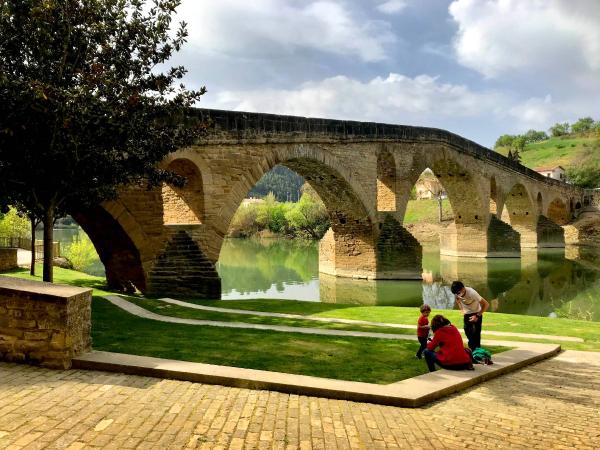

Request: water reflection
left=217, top=238, right=600, bottom=321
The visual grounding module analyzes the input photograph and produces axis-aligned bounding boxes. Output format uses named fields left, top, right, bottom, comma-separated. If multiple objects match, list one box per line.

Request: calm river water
left=49, top=229, right=600, bottom=320
left=217, top=238, right=600, bottom=321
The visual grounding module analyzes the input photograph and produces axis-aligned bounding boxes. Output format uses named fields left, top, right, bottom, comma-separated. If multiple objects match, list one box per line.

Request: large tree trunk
left=43, top=207, right=54, bottom=282
left=29, top=216, right=36, bottom=276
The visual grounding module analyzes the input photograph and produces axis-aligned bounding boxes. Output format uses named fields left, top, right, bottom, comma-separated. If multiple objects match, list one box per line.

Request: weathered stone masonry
left=71, top=109, right=584, bottom=298
left=0, top=276, right=91, bottom=369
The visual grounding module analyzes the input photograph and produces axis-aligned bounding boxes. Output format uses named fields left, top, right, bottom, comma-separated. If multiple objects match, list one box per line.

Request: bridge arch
left=214, top=145, right=381, bottom=279
left=72, top=204, right=147, bottom=293
left=504, top=182, right=536, bottom=229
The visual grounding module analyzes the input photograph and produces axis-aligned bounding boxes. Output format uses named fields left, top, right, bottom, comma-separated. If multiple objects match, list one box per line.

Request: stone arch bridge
left=73, top=109, right=583, bottom=297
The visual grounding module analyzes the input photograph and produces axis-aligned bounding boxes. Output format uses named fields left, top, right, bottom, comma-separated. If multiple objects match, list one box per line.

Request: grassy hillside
left=496, top=134, right=600, bottom=171
left=404, top=198, right=453, bottom=224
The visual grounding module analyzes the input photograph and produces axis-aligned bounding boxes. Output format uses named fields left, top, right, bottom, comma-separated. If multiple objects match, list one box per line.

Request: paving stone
left=0, top=351, right=598, bottom=449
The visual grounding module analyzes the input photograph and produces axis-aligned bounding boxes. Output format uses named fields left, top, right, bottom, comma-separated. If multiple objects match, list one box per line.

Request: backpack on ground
left=471, top=347, right=493, bottom=365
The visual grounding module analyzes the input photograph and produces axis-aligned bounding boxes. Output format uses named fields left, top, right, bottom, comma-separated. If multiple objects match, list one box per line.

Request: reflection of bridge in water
left=320, top=247, right=600, bottom=318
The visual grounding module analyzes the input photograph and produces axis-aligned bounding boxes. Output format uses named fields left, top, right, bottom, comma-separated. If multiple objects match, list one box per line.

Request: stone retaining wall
left=0, top=276, right=92, bottom=369
left=0, top=248, right=18, bottom=271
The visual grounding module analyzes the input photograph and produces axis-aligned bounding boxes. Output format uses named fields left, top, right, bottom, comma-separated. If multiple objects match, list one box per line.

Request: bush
left=63, top=231, right=98, bottom=272
left=229, top=205, right=259, bottom=238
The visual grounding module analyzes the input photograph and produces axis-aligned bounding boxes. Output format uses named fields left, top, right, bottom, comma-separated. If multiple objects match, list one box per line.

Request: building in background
left=534, top=166, right=566, bottom=181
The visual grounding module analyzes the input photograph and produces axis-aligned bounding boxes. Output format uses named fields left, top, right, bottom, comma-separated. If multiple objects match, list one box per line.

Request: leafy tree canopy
left=0, top=0, right=205, bottom=281
left=571, top=117, right=595, bottom=134
left=549, top=122, right=571, bottom=137
left=566, top=164, right=600, bottom=189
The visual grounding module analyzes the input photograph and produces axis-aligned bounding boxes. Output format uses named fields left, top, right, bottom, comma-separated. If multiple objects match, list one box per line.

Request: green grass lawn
left=0, top=266, right=472, bottom=384
left=403, top=198, right=453, bottom=224
left=176, top=298, right=600, bottom=352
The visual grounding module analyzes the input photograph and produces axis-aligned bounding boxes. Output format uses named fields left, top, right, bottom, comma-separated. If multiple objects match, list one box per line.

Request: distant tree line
left=248, top=165, right=304, bottom=202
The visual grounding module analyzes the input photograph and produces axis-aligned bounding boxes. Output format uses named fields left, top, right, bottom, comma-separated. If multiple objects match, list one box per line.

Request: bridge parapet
left=191, top=108, right=582, bottom=193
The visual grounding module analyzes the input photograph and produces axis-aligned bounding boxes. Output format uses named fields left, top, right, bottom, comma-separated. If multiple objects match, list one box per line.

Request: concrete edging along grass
left=72, top=341, right=560, bottom=408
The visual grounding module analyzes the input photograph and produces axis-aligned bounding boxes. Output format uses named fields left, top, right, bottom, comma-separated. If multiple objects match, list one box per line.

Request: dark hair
left=450, top=281, right=465, bottom=295
left=430, top=315, right=451, bottom=332
left=420, top=304, right=431, bottom=313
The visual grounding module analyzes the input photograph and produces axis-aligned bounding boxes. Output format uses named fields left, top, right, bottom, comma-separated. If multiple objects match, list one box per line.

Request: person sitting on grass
left=423, top=315, right=473, bottom=372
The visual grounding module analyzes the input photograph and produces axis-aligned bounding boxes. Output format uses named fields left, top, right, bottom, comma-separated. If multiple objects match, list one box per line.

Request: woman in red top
left=423, top=315, right=473, bottom=372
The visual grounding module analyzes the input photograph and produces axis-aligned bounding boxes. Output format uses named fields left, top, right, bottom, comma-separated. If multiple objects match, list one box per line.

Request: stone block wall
left=0, top=276, right=92, bottom=369
left=146, top=228, right=221, bottom=298
left=0, top=248, right=18, bottom=271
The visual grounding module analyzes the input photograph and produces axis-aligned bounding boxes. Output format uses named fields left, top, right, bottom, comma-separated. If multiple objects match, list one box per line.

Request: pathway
left=104, top=296, right=418, bottom=341
left=108, top=295, right=584, bottom=343
left=0, top=350, right=598, bottom=449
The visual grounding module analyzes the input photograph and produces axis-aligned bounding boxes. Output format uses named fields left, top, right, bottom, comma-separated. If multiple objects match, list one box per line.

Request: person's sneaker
left=415, top=354, right=422, bottom=359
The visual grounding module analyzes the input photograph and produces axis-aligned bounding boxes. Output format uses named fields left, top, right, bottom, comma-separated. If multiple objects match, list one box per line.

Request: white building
left=534, top=166, right=566, bottom=181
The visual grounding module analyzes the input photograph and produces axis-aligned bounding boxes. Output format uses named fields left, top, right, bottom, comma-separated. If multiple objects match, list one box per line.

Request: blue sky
left=172, top=0, right=600, bottom=147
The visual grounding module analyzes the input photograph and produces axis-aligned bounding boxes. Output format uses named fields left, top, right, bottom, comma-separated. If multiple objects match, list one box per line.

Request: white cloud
left=178, top=0, right=396, bottom=62
left=209, top=72, right=505, bottom=124
left=449, top=0, right=600, bottom=81
left=376, top=0, right=408, bottom=15
left=508, top=95, right=556, bottom=130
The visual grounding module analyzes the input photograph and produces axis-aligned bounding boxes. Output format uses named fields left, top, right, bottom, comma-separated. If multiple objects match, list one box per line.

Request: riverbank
left=3, top=266, right=600, bottom=352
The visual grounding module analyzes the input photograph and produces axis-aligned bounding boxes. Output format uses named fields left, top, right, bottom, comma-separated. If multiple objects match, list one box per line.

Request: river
left=47, top=229, right=600, bottom=320
left=217, top=237, right=600, bottom=321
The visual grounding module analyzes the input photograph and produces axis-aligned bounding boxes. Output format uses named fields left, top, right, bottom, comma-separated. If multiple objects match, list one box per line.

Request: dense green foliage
left=229, top=189, right=330, bottom=239
left=62, top=230, right=99, bottom=272
left=549, top=122, right=571, bottom=137
left=0, top=207, right=30, bottom=238
left=248, top=165, right=304, bottom=202
left=566, top=163, right=600, bottom=188
left=0, top=0, right=204, bottom=282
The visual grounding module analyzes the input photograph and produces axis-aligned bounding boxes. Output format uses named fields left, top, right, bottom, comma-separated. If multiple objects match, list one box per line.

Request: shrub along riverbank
left=229, top=189, right=329, bottom=239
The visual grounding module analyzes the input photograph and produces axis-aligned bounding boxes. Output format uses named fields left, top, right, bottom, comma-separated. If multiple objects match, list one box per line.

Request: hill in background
left=495, top=134, right=600, bottom=170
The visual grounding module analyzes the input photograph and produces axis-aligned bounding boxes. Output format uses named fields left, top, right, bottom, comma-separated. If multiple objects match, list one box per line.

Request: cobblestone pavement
left=0, top=351, right=598, bottom=450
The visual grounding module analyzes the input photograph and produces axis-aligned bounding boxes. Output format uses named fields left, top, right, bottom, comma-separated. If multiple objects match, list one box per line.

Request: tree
left=571, top=117, right=595, bottom=134
left=523, top=129, right=548, bottom=143
left=249, top=165, right=304, bottom=202
left=285, top=186, right=329, bottom=239
left=566, top=164, right=600, bottom=188
left=0, top=0, right=205, bottom=282
left=507, top=135, right=526, bottom=163
left=549, top=122, right=570, bottom=137
left=494, top=134, right=516, bottom=149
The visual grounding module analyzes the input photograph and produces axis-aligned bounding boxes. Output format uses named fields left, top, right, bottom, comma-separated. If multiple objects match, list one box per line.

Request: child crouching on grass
left=416, top=304, right=431, bottom=359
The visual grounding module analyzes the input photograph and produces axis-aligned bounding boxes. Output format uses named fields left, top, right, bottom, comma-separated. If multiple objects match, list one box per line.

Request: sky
left=169, top=0, right=600, bottom=147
